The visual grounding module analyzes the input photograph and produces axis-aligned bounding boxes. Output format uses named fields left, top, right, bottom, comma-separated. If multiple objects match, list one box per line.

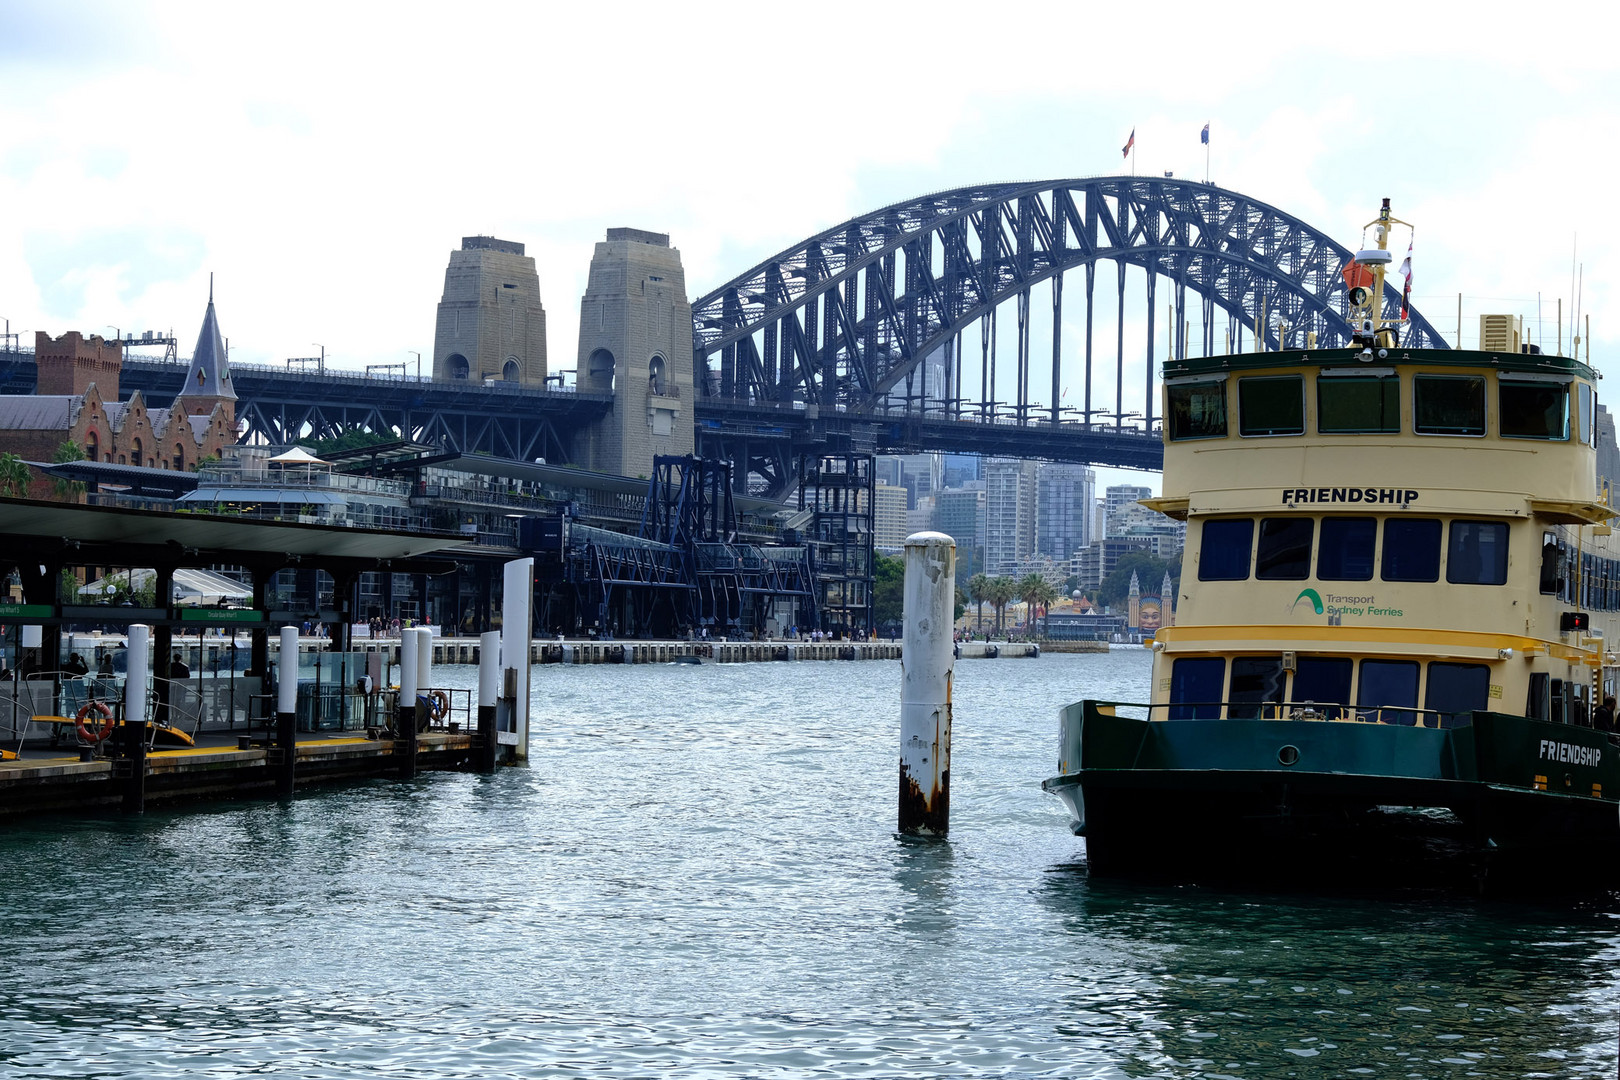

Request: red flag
left=1121, top=129, right=1135, bottom=158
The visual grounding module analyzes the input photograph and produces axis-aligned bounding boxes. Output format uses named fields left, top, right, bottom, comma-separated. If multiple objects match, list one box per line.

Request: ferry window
left=1256, top=518, right=1313, bottom=580
left=1198, top=519, right=1254, bottom=581
left=1238, top=376, right=1304, bottom=436
left=1167, top=380, right=1228, bottom=440
left=1358, top=659, right=1420, bottom=725
left=1526, top=672, right=1550, bottom=721
left=1499, top=378, right=1569, bottom=440
left=1539, top=532, right=1565, bottom=596
left=1413, top=375, right=1485, bottom=436
left=1381, top=518, right=1441, bottom=582
left=1318, top=375, right=1399, bottom=434
left=1228, top=657, right=1286, bottom=719
left=1425, top=662, right=1490, bottom=728
left=1169, top=657, right=1225, bottom=720
left=1318, top=517, right=1376, bottom=580
left=1292, top=657, right=1353, bottom=720
left=1577, top=383, right=1596, bottom=445
left=1446, top=521, right=1509, bottom=585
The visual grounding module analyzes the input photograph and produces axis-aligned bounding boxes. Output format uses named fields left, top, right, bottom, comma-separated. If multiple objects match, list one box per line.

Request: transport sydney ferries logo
left=1291, top=588, right=1405, bottom=621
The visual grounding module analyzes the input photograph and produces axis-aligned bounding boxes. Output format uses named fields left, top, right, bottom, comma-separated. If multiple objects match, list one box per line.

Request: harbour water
left=2, top=650, right=1617, bottom=1078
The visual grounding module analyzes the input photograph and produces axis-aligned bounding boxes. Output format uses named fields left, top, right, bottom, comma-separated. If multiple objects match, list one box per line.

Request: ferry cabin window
left=1256, top=518, right=1313, bottom=580
left=1228, top=657, right=1286, bottom=719
left=1318, top=375, right=1399, bottom=434
left=1238, top=376, right=1304, bottom=437
left=1413, top=375, right=1485, bottom=436
left=1499, top=378, right=1569, bottom=440
left=1381, top=518, right=1441, bottom=581
left=1425, top=662, right=1490, bottom=728
left=1317, top=517, right=1376, bottom=580
left=1358, top=659, right=1421, bottom=725
left=1169, top=657, right=1225, bottom=720
left=1539, top=532, right=1565, bottom=595
left=1167, top=380, right=1228, bottom=440
left=1198, top=519, right=1254, bottom=581
left=1446, top=521, right=1509, bottom=585
left=1577, top=382, right=1596, bottom=445
left=1292, top=657, right=1353, bottom=720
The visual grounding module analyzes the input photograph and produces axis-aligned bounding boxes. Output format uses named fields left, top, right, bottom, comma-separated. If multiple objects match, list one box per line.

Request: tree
left=967, top=573, right=989, bottom=632
left=1018, top=573, right=1058, bottom=639
left=51, top=440, right=86, bottom=501
left=986, top=576, right=1016, bottom=635
left=0, top=453, right=29, bottom=498
left=872, top=552, right=906, bottom=626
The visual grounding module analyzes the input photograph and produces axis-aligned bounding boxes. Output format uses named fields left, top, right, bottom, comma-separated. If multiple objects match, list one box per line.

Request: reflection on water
left=0, top=651, right=1616, bottom=1077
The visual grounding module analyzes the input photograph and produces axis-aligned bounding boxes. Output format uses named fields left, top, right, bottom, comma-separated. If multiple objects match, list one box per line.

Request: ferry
left=1042, top=199, right=1620, bottom=884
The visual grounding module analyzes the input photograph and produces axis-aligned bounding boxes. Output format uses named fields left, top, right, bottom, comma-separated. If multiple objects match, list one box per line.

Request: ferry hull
left=1043, top=703, right=1620, bottom=884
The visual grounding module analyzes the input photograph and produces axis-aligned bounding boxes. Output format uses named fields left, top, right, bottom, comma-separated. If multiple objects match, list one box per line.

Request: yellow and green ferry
left=1043, top=200, right=1620, bottom=883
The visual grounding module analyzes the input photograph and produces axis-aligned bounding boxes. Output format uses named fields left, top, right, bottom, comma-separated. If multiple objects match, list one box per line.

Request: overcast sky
left=3, top=1, right=1616, bottom=492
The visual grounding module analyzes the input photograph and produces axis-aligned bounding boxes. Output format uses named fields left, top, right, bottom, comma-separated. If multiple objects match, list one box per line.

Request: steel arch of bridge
left=692, top=177, right=1446, bottom=440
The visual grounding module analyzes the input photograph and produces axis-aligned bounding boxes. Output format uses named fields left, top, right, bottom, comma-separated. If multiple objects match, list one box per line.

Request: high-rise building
left=873, top=481, right=910, bottom=552
left=935, top=485, right=985, bottom=579
left=984, top=458, right=1038, bottom=575
left=1103, top=484, right=1154, bottom=536
left=1037, top=463, right=1096, bottom=563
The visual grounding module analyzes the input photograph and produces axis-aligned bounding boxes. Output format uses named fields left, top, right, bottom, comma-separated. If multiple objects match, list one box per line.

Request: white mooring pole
left=477, top=630, right=501, bottom=772
left=276, top=625, right=299, bottom=795
left=899, top=531, right=956, bottom=835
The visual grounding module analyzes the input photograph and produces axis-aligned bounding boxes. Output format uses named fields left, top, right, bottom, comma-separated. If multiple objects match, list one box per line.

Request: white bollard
left=399, top=629, right=418, bottom=704
left=415, top=627, right=433, bottom=699
left=899, top=531, right=956, bottom=835
left=276, top=626, right=299, bottom=717
left=125, top=624, right=150, bottom=724
left=501, top=557, right=533, bottom=759
left=479, top=632, right=501, bottom=709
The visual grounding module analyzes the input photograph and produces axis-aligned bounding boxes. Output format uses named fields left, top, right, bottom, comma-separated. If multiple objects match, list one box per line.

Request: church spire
left=178, top=283, right=236, bottom=415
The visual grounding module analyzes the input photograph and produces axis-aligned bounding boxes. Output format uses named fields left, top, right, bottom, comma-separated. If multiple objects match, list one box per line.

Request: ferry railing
left=1135, top=699, right=1471, bottom=729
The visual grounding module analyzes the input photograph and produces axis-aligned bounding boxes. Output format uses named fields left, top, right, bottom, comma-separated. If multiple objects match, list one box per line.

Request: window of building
left=1413, top=375, right=1485, bottom=435
left=1293, top=657, right=1353, bottom=719
left=1358, top=659, right=1420, bottom=725
left=1382, top=518, right=1441, bottom=581
left=1238, top=375, right=1304, bottom=436
left=649, top=355, right=667, bottom=395
left=1318, top=374, right=1400, bottom=433
left=131, top=439, right=143, bottom=466
left=1499, top=377, right=1569, bottom=440
left=1198, top=519, right=1253, bottom=581
left=1167, top=379, right=1228, bottom=440
left=173, top=443, right=185, bottom=471
left=1228, top=656, right=1286, bottom=719
left=1446, top=521, right=1509, bottom=585
left=1169, top=657, right=1225, bottom=719
left=1256, top=518, right=1313, bottom=579
left=1318, top=517, right=1376, bottom=580
left=1425, top=662, right=1490, bottom=727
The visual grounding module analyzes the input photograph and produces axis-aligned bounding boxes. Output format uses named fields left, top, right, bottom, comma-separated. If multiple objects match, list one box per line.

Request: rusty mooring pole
left=899, top=531, right=956, bottom=835
left=276, top=625, right=298, bottom=796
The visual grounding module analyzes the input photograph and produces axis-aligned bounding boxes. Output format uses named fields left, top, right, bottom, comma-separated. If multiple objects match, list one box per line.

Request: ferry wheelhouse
left=1043, top=201, right=1620, bottom=879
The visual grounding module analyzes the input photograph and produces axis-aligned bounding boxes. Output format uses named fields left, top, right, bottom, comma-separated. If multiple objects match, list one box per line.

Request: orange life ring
left=75, top=700, right=115, bottom=743
left=428, top=689, right=449, bottom=722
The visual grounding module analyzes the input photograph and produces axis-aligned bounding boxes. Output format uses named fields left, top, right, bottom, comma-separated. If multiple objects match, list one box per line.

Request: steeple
left=177, top=285, right=236, bottom=419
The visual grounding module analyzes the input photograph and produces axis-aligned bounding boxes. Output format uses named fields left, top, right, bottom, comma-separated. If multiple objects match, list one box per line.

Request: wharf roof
left=1162, top=346, right=1597, bottom=382
left=0, top=497, right=464, bottom=565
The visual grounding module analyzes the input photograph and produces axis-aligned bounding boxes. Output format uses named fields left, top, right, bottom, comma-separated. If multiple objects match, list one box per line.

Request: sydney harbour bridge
left=33, top=177, right=1447, bottom=497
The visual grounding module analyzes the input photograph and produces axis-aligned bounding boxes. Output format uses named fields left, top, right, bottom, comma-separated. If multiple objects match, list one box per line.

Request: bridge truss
left=691, top=176, right=1446, bottom=493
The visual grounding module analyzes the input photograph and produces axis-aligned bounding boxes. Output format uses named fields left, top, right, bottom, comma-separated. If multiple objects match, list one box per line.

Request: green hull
left=1042, top=703, right=1620, bottom=881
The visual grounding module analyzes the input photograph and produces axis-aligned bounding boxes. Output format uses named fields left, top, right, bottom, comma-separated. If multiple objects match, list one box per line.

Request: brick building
left=0, top=296, right=238, bottom=497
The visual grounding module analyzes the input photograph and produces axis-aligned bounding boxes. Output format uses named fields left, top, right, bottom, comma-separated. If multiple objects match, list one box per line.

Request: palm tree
left=967, top=573, right=989, bottom=633
left=0, top=453, right=29, bottom=498
left=1018, top=573, right=1057, bottom=640
left=987, top=576, right=1016, bottom=636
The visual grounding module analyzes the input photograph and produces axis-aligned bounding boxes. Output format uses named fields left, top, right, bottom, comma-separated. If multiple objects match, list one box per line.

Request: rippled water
left=2, top=650, right=1618, bottom=1078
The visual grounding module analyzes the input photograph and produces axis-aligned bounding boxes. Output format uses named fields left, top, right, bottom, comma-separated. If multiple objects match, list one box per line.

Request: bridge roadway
left=0, top=350, right=1164, bottom=478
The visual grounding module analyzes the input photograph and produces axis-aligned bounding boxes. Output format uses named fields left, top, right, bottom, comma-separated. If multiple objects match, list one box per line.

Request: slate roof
left=179, top=297, right=236, bottom=402
left=0, top=395, right=77, bottom=430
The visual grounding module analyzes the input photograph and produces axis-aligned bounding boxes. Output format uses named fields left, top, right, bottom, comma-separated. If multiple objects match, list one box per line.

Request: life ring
left=428, top=690, right=449, bottom=722
left=75, top=700, right=115, bottom=743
